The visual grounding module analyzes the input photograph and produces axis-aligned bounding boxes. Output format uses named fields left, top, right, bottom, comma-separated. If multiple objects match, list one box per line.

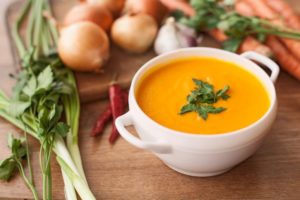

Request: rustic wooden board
left=1, top=0, right=300, bottom=200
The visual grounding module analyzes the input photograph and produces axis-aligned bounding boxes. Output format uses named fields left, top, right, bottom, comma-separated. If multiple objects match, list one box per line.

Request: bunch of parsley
left=9, top=52, right=72, bottom=199
left=0, top=0, right=95, bottom=199
left=177, top=0, right=300, bottom=52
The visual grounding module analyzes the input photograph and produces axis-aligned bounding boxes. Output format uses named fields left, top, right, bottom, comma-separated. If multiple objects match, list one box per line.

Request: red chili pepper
left=109, top=125, right=119, bottom=144
left=108, top=83, right=126, bottom=144
left=91, top=106, right=112, bottom=137
left=91, top=91, right=128, bottom=137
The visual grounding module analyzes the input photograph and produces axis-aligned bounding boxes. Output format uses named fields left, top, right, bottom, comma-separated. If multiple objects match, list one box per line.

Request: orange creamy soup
left=135, top=57, right=270, bottom=134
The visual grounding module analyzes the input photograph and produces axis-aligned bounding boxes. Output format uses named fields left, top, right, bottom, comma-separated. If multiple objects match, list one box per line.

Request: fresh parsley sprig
left=177, top=0, right=300, bottom=52
left=179, top=79, right=230, bottom=120
left=0, top=134, right=39, bottom=200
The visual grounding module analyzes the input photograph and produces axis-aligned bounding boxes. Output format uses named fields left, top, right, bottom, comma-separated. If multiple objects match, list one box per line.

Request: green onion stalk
left=0, top=100, right=94, bottom=200
left=1, top=0, right=95, bottom=199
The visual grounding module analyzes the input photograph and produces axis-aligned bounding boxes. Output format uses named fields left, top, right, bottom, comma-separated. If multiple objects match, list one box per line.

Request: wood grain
left=0, top=0, right=300, bottom=200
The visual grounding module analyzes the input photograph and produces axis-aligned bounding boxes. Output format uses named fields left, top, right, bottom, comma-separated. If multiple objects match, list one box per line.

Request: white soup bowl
left=116, top=48, right=279, bottom=177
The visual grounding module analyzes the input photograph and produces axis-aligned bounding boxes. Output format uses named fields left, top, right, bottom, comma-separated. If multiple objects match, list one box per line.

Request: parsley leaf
left=52, top=122, right=69, bottom=138
left=0, top=158, right=17, bottom=181
left=222, top=38, right=243, bottom=52
left=180, top=104, right=197, bottom=114
left=37, top=66, right=53, bottom=91
left=216, top=85, right=230, bottom=100
left=7, top=101, right=31, bottom=117
left=0, top=134, right=27, bottom=181
left=179, top=79, right=230, bottom=120
left=23, top=76, right=37, bottom=97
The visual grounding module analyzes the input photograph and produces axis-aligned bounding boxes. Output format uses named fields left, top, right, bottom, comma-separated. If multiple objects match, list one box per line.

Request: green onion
left=0, top=0, right=95, bottom=199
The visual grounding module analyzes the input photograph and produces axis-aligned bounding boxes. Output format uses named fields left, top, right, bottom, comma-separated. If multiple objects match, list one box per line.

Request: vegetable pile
left=30, top=0, right=300, bottom=79
left=0, top=0, right=94, bottom=199
left=2, top=0, right=300, bottom=198
left=160, top=0, right=300, bottom=80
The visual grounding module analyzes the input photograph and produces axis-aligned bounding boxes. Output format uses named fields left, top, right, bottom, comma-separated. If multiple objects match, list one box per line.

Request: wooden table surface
left=1, top=0, right=300, bottom=200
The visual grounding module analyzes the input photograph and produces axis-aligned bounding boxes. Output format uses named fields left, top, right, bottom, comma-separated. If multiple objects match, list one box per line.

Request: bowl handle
left=241, top=51, right=280, bottom=83
left=115, top=112, right=172, bottom=154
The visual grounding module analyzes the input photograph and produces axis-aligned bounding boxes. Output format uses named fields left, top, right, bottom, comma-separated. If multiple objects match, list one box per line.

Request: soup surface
left=135, top=57, right=270, bottom=134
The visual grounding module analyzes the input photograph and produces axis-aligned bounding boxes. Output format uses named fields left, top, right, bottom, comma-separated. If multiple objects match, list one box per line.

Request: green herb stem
left=41, top=22, right=50, bottom=55
left=44, top=0, right=59, bottom=44
left=16, top=161, right=39, bottom=200
left=26, top=0, right=34, bottom=48
left=263, top=28, right=300, bottom=40
left=32, top=0, right=44, bottom=59
left=11, top=0, right=32, bottom=58
left=0, top=109, right=37, bottom=138
left=42, top=173, right=47, bottom=200
left=24, top=129, right=34, bottom=184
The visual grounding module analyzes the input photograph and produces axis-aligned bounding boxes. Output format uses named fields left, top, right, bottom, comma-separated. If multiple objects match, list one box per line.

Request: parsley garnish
left=179, top=79, right=230, bottom=120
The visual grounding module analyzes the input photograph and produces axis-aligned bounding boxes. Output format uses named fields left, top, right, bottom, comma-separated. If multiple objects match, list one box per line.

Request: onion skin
left=63, top=2, right=113, bottom=32
left=87, top=0, right=125, bottom=18
left=111, top=13, right=158, bottom=53
left=124, top=0, right=167, bottom=23
left=58, top=22, right=110, bottom=72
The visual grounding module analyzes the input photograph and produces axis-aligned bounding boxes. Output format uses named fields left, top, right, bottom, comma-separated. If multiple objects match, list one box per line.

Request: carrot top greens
left=175, top=0, right=300, bottom=52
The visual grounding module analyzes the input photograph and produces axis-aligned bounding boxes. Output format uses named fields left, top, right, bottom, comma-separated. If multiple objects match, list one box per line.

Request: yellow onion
left=111, top=13, right=158, bottom=53
left=58, top=22, right=110, bottom=72
left=63, top=2, right=113, bottom=32
left=123, top=0, right=167, bottom=23
left=87, top=0, right=125, bottom=18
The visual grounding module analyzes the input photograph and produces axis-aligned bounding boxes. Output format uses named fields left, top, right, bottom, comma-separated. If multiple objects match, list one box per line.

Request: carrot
left=160, top=0, right=195, bottom=16
left=160, top=0, right=272, bottom=56
left=208, top=28, right=272, bottom=56
left=234, top=1, right=272, bottom=56
left=242, top=0, right=283, bottom=27
left=238, top=36, right=273, bottom=57
left=263, top=0, right=300, bottom=30
left=238, top=0, right=300, bottom=80
left=242, top=0, right=278, bottom=20
left=208, top=29, right=228, bottom=42
left=235, top=0, right=256, bottom=17
left=241, top=0, right=300, bottom=61
left=266, top=36, right=300, bottom=80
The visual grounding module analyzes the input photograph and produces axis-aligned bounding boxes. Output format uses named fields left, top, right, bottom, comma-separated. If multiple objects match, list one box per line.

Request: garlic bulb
left=154, top=17, right=202, bottom=55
